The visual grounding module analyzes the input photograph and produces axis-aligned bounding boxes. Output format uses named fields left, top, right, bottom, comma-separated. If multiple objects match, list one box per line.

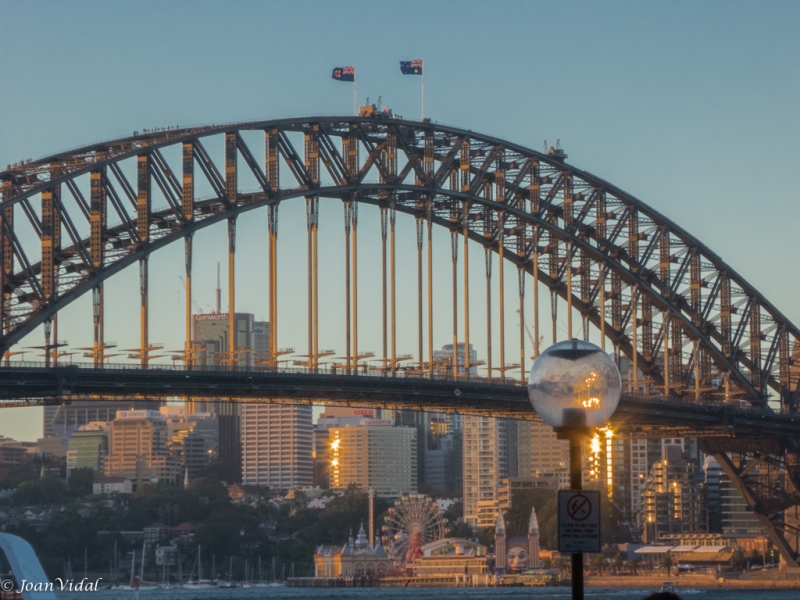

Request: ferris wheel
left=382, top=494, right=447, bottom=563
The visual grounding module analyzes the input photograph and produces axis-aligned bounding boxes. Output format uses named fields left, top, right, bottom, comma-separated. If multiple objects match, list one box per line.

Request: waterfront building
left=66, top=422, right=108, bottom=473
left=104, top=410, right=181, bottom=485
left=241, top=403, right=313, bottom=490
left=328, top=421, right=416, bottom=497
left=314, top=524, right=391, bottom=577
left=410, top=538, right=488, bottom=579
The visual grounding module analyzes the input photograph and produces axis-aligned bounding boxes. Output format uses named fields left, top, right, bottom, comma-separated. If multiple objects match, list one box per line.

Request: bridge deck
left=1, top=363, right=798, bottom=444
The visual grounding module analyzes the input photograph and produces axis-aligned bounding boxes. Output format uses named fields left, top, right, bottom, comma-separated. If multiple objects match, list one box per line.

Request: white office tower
left=241, top=404, right=313, bottom=490
left=463, top=415, right=509, bottom=525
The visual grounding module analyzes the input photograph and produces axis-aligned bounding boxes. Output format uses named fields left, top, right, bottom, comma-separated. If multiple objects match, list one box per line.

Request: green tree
left=447, top=521, right=472, bottom=540
left=625, top=558, right=641, bottom=576
left=198, top=459, right=242, bottom=484
left=766, top=548, right=779, bottom=566
left=584, top=481, right=627, bottom=545
left=612, top=553, right=624, bottom=575
left=0, top=464, right=38, bottom=490
left=541, top=558, right=552, bottom=569
left=14, top=476, right=67, bottom=505
left=731, top=548, right=746, bottom=571
left=187, top=477, right=230, bottom=505
left=66, top=468, right=94, bottom=498
left=555, top=557, right=569, bottom=574
left=477, top=527, right=495, bottom=549
left=193, top=505, right=260, bottom=561
left=590, top=554, right=606, bottom=575
left=660, top=553, right=674, bottom=576
left=748, top=549, right=763, bottom=567
left=504, top=488, right=558, bottom=549
left=443, top=500, right=463, bottom=523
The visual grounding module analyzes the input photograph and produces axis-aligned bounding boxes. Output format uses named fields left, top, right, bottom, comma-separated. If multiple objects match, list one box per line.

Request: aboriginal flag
left=332, top=66, right=355, bottom=82
left=400, top=60, right=423, bottom=75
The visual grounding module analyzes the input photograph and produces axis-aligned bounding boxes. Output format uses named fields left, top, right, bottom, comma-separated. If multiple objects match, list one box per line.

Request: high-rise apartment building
left=104, top=410, right=181, bottom=485
left=328, top=421, right=417, bottom=497
left=241, top=404, right=313, bottom=490
left=642, top=444, right=706, bottom=542
left=463, top=415, right=510, bottom=525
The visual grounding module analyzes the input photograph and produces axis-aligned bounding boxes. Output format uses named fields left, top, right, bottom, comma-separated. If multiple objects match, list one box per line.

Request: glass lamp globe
left=528, top=339, right=621, bottom=429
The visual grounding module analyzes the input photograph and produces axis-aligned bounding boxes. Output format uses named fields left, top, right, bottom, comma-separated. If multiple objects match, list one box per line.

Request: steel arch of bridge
left=0, top=115, right=798, bottom=408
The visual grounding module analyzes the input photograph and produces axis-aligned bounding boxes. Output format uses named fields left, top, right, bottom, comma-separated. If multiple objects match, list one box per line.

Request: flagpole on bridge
left=354, top=68, right=357, bottom=116
left=421, top=59, right=425, bottom=120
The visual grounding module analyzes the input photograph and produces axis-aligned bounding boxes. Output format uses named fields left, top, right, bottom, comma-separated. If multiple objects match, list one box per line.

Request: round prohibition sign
left=567, top=493, right=593, bottom=522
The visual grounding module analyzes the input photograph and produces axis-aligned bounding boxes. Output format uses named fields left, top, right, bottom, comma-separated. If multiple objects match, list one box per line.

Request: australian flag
left=400, top=60, right=423, bottom=75
left=332, top=66, right=355, bottom=82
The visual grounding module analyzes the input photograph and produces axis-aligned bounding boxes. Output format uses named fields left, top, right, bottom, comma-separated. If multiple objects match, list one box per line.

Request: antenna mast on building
left=216, top=263, right=221, bottom=314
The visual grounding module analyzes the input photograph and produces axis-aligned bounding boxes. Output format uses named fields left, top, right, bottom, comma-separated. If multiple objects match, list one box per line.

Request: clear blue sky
left=1, top=1, right=798, bottom=441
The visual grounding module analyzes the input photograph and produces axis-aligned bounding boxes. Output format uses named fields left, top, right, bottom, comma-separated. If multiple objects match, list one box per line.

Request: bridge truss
left=2, top=115, right=800, bottom=562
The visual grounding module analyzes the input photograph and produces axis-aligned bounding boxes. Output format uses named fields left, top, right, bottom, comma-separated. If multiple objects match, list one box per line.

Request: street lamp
left=528, top=339, right=621, bottom=600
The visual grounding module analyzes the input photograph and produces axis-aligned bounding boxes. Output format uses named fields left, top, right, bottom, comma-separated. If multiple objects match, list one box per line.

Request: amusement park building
left=410, top=538, right=489, bottom=578
left=314, top=524, right=391, bottom=577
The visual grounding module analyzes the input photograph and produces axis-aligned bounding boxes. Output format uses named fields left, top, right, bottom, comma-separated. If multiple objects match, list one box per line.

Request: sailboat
left=110, top=550, right=136, bottom=590
left=254, top=556, right=270, bottom=588
left=217, top=557, right=238, bottom=588
left=183, top=545, right=215, bottom=589
left=136, top=540, right=160, bottom=591
left=242, top=559, right=253, bottom=588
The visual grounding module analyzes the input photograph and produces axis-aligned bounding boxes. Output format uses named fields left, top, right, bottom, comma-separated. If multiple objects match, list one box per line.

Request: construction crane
left=179, top=276, right=208, bottom=314
left=517, top=309, right=543, bottom=360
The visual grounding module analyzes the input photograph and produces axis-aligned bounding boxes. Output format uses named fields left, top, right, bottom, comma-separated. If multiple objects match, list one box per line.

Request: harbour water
left=46, top=587, right=800, bottom=600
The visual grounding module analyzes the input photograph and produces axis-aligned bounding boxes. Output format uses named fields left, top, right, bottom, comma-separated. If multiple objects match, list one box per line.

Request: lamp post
left=528, top=339, right=621, bottom=600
